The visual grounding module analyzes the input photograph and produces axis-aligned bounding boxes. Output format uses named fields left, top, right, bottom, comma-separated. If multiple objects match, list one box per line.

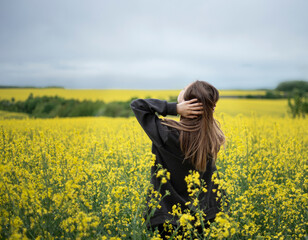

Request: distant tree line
left=240, top=90, right=285, bottom=99
left=276, top=80, right=308, bottom=92
left=0, top=94, right=138, bottom=118
left=281, top=81, right=308, bottom=118
left=0, top=80, right=307, bottom=118
left=268, top=80, right=308, bottom=118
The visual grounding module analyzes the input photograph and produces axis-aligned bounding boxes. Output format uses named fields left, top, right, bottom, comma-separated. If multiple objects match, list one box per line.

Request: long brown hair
left=161, top=80, right=226, bottom=172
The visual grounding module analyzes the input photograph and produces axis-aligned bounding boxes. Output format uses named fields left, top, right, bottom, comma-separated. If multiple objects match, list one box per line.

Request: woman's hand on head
left=176, top=98, right=204, bottom=119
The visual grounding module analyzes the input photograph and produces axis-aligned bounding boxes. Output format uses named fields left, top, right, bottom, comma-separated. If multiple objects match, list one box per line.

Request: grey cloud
left=0, top=0, right=307, bottom=89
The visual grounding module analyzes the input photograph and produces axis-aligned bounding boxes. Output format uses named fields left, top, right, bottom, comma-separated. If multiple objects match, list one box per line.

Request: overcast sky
left=0, top=0, right=307, bottom=89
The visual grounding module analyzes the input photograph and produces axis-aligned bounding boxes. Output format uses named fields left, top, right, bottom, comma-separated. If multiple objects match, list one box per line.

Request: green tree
left=287, top=88, right=307, bottom=118
left=276, top=80, right=308, bottom=92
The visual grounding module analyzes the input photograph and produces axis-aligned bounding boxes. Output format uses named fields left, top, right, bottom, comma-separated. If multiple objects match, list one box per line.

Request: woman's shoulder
left=159, top=118, right=180, bottom=134
left=155, top=118, right=180, bottom=147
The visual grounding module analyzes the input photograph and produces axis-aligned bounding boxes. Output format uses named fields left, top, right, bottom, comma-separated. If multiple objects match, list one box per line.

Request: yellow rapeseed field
left=0, top=89, right=267, bottom=102
left=0, top=88, right=289, bottom=118
left=215, top=99, right=288, bottom=118
left=0, top=111, right=307, bottom=239
left=0, top=110, right=29, bottom=120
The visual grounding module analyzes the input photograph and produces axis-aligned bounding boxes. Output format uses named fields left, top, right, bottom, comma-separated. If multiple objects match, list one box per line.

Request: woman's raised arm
left=130, top=98, right=178, bottom=147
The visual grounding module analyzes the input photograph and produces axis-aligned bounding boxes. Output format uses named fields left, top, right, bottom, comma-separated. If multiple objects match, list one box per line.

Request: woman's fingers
left=191, top=110, right=203, bottom=115
left=186, top=110, right=203, bottom=117
left=182, top=99, right=204, bottom=118
left=190, top=103, right=203, bottom=108
left=189, top=103, right=203, bottom=111
left=188, top=98, right=199, bottom=103
left=188, top=100, right=203, bottom=107
left=190, top=101, right=202, bottom=105
left=191, top=106, right=203, bottom=110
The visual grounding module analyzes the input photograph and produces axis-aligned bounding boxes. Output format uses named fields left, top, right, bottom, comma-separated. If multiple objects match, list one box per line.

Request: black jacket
left=130, top=98, right=223, bottom=227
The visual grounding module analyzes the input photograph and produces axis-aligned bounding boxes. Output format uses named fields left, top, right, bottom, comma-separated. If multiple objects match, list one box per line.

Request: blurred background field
left=0, top=88, right=268, bottom=102
left=0, top=110, right=29, bottom=120
left=216, top=99, right=288, bottom=117
left=0, top=88, right=290, bottom=118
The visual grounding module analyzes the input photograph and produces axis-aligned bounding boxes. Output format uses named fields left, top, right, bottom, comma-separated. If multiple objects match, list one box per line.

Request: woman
left=130, top=80, right=227, bottom=238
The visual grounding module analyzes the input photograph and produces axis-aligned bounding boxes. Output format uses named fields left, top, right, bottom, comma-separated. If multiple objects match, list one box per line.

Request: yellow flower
left=161, top=177, right=167, bottom=184
left=179, top=213, right=195, bottom=227
left=1, top=100, right=306, bottom=239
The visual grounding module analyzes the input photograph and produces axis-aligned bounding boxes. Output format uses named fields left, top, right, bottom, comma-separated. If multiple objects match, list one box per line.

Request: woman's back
left=130, top=98, right=222, bottom=228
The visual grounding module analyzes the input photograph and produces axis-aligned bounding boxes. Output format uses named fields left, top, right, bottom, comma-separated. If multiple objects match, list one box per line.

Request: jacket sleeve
left=130, top=98, right=178, bottom=147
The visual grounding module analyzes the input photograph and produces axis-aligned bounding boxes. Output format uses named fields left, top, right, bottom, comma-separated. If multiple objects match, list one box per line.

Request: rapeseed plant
left=0, top=112, right=306, bottom=239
